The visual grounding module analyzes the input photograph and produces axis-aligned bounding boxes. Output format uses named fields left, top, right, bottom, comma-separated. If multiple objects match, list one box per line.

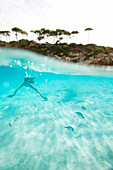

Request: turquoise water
left=0, top=48, right=113, bottom=170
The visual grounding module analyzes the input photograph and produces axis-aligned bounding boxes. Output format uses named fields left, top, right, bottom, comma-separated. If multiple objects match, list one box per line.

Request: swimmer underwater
left=7, top=75, right=48, bottom=101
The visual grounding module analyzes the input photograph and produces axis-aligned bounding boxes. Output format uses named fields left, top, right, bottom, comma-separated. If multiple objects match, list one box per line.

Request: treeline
left=0, top=27, right=93, bottom=44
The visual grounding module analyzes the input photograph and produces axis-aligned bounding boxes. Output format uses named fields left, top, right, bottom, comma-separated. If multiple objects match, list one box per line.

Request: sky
left=0, top=0, right=113, bottom=47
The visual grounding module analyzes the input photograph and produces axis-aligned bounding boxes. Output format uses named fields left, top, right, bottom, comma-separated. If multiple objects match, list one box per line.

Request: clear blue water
left=0, top=48, right=113, bottom=170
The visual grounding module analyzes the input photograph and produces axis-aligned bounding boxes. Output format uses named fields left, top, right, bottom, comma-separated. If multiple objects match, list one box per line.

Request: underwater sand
left=0, top=48, right=113, bottom=170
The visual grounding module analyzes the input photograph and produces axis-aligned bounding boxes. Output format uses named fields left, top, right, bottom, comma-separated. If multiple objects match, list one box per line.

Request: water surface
left=0, top=48, right=113, bottom=170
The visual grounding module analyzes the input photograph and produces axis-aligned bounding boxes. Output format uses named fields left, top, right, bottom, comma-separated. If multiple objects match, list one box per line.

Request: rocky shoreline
left=0, top=39, right=113, bottom=66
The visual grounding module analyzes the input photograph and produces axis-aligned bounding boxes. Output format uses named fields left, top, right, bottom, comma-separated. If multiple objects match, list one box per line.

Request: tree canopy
left=12, top=27, right=28, bottom=40
left=85, top=28, right=93, bottom=31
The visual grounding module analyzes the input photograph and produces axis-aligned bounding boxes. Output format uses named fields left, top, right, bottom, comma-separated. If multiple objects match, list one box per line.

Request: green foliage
left=36, top=48, right=47, bottom=55
left=59, top=37, right=63, bottom=40
left=45, top=29, right=51, bottom=36
left=77, top=44, right=84, bottom=48
left=0, top=31, right=3, bottom=35
left=34, top=30, right=41, bottom=34
left=84, top=53, right=93, bottom=60
left=12, top=27, right=28, bottom=40
left=69, top=43, right=77, bottom=48
left=56, top=29, right=64, bottom=36
left=12, top=27, right=22, bottom=33
left=21, top=31, right=28, bottom=36
left=18, top=39, right=30, bottom=46
left=85, top=28, right=93, bottom=31
left=30, top=30, right=34, bottom=33
left=85, top=46, right=93, bottom=53
left=71, top=31, right=79, bottom=34
left=55, top=41, right=68, bottom=45
left=93, top=48, right=104, bottom=55
left=40, top=28, right=46, bottom=34
left=47, top=44, right=70, bottom=56
left=10, top=41, right=18, bottom=45
left=87, top=44, right=97, bottom=48
left=104, top=48, right=110, bottom=54
left=0, top=31, right=10, bottom=36
left=49, top=30, right=56, bottom=36
left=37, top=35, right=44, bottom=41
left=62, top=44, right=70, bottom=52
left=63, top=30, right=71, bottom=36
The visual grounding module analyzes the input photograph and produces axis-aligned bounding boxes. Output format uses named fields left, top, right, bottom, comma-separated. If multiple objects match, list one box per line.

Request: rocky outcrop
left=0, top=40, right=113, bottom=66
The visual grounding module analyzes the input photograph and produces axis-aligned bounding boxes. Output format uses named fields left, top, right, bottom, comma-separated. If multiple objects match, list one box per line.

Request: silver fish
left=65, top=126, right=74, bottom=132
left=81, top=106, right=86, bottom=110
left=75, top=112, right=85, bottom=119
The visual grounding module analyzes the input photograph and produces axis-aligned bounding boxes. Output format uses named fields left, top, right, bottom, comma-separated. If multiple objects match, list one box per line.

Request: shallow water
left=0, top=48, right=113, bottom=170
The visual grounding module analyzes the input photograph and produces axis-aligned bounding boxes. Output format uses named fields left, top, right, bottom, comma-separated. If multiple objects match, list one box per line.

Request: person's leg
left=30, top=84, right=48, bottom=100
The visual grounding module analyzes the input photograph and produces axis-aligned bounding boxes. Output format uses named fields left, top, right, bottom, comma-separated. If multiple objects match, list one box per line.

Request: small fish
left=75, top=112, right=85, bottom=119
left=14, top=115, right=23, bottom=122
left=34, top=104, right=36, bottom=107
left=14, top=117, right=19, bottom=122
left=9, top=115, right=23, bottom=127
left=65, top=126, right=74, bottom=132
left=9, top=123, right=12, bottom=127
left=81, top=106, right=86, bottom=110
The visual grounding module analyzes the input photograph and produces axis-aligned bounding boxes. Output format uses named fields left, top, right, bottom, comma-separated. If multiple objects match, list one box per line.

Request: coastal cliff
left=0, top=39, right=113, bottom=66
